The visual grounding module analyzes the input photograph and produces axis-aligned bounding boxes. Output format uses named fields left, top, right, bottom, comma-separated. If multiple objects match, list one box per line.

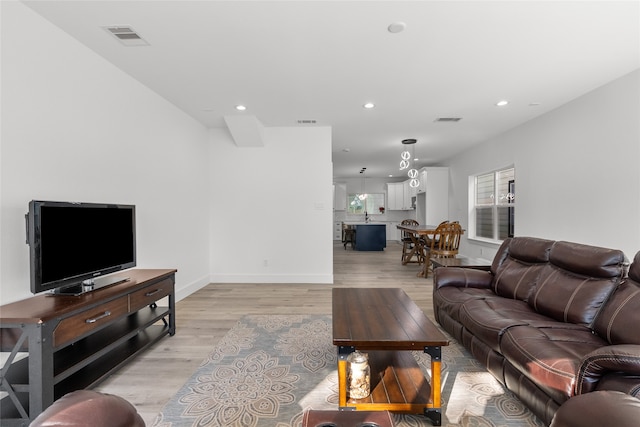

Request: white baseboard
left=174, top=273, right=210, bottom=302
left=208, top=273, right=334, bottom=284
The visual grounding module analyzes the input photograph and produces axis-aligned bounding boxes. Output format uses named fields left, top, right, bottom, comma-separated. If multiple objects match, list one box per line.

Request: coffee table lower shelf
left=338, top=350, right=443, bottom=424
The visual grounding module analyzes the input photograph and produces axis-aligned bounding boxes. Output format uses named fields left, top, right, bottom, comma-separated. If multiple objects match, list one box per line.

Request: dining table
left=396, top=223, right=465, bottom=278
left=396, top=223, right=438, bottom=276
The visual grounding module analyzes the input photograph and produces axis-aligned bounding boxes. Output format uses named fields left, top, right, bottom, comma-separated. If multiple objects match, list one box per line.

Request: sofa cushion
left=592, top=280, right=640, bottom=345
left=528, top=241, right=625, bottom=325
left=593, top=251, right=640, bottom=345
left=458, top=298, right=549, bottom=352
left=433, top=285, right=496, bottom=319
left=492, top=237, right=553, bottom=301
left=501, top=325, right=606, bottom=403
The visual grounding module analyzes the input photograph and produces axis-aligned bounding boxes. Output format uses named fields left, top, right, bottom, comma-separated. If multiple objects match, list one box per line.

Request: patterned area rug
left=153, top=315, right=545, bottom=427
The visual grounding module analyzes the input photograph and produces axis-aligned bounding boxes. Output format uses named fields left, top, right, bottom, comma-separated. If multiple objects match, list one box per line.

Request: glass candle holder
left=347, top=350, right=370, bottom=399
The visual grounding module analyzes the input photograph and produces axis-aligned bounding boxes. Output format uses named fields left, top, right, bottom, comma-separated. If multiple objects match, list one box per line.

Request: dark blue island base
left=354, top=224, right=386, bottom=251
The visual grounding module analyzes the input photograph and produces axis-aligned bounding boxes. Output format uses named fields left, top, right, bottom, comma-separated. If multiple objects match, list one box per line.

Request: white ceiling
left=22, top=1, right=640, bottom=179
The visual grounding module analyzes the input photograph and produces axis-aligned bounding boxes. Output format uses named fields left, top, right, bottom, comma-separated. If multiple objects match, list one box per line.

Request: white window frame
left=468, top=166, right=515, bottom=243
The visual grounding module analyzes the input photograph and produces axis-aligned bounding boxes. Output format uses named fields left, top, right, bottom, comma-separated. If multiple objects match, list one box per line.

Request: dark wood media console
left=0, top=269, right=176, bottom=426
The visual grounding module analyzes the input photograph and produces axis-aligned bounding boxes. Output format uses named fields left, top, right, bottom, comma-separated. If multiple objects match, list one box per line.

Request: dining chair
left=419, top=220, right=449, bottom=250
left=423, top=221, right=463, bottom=276
left=342, top=222, right=356, bottom=250
left=400, top=219, right=420, bottom=264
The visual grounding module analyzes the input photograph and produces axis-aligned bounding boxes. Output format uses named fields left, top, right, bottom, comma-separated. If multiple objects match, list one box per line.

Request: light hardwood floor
left=95, top=240, right=434, bottom=425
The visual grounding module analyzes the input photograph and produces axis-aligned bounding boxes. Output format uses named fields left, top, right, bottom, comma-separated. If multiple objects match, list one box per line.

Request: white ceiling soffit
left=224, top=115, right=265, bottom=147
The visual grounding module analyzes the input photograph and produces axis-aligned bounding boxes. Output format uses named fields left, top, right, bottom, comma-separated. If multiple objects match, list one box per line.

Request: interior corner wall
left=208, top=126, right=333, bottom=283
left=447, top=69, right=640, bottom=260
left=1, top=2, right=211, bottom=304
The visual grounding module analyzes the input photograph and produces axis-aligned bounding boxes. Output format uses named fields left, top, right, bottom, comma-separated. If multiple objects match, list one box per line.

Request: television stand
left=52, top=275, right=131, bottom=296
left=0, top=268, right=176, bottom=426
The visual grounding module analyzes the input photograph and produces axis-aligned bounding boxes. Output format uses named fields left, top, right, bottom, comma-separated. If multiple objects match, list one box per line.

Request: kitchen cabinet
left=387, top=221, right=401, bottom=241
left=333, top=184, right=347, bottom=211
left=386, top=182, right=403, bottom=210
left=386, top=181, right=415, bottom=210
left=334, top=221, right=343, bottom=240
left=415, top=167, right=449, bottom=225
left=353, top=224, right=386, bottom=251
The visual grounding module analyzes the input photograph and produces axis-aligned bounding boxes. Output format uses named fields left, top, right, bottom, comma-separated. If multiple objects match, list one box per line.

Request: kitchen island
left=346, top=222, right=386, bottom=251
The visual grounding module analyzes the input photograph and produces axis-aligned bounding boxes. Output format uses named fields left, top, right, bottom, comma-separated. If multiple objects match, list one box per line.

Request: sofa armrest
left=550, top=390, right=640, bottom=427
left=433, top=267, right=493, bottom=290
left=576, top=345, right=640, bottom=394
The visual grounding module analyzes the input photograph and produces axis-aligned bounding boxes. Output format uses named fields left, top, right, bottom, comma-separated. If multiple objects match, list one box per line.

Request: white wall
left=1, top=2, right=211, bottom=303
left=448, top=69, right=640, bottom=260
left=208, top=126, right=333, bottom=283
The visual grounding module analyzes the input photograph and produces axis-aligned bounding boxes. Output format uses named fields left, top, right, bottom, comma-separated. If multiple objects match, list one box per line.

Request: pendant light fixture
left=401, top=139, right=420, bottom=188
left=358, top=167, right=367, bottom=200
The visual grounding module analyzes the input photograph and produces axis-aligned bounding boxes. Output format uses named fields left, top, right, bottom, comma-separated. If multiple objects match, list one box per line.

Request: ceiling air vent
left=103, top=26, right=149, bottom=46
left=435, top=117, right=462, bottom=122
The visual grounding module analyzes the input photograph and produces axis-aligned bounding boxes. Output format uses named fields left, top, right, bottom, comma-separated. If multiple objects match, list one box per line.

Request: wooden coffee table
left=332, top=288, right=449, bottom=425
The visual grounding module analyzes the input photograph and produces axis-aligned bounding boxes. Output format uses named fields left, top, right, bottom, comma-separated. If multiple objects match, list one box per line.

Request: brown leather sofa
left=433, top=237, right=640, bottom=425
left=29, top=390, right=145, bottom=427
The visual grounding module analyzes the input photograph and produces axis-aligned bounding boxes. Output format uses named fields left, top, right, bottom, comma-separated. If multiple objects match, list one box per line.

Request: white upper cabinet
left=386, top=182, right=404, bottom=210
left=387, top=181, right=415, bottom=210
left=333, top=184, right=347, bottom=210
left=415, top=167, right=449, bottom=224
left=388, top=168, right=449, bottom=219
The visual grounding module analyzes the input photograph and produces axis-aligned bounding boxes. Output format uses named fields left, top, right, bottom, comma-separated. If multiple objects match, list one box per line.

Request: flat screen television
left=26, top=200, right=136, bottom=295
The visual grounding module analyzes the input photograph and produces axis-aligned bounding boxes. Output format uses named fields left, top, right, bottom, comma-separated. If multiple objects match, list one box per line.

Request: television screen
left=27, top=200, right=136, bottom=295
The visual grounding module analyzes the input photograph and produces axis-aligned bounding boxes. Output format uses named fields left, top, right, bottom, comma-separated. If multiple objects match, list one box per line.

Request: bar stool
left=342, top=222, right=356, bottom=250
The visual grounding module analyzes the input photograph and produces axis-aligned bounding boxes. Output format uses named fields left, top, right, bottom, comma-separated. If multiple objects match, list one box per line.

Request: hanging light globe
left=401, top=151, right=411, bottom=160
left=410, top=178, right=419, bottom=188
left=408, top=169, right=419, bottom=179
left=399, top=159, right=410, bottom=170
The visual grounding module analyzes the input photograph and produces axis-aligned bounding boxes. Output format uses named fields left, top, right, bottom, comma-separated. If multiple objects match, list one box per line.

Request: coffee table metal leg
left=425, top=409, right=442, bottom=426
left=424, top=346, right=442, bottom=425
left=337, top=346, right=355, bottom=409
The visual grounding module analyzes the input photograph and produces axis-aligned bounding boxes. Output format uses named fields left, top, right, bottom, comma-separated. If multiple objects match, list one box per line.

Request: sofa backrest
left=528, top=241, right=626, bottom=325
left=492, top=237, right=554, bottom=301
left=490, top=238, right=511, bottom=275
left=592, top=251, right=640, bottom=344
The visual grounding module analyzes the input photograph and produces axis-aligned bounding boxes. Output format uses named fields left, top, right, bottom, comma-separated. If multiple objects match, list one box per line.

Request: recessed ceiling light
left=496, top=100, right=509, bottom=107
left=363, top=103, right=375, bottom=109
left=388, top=22, right=407, bottom=33
left=235, top=105, right=247, bottom=111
